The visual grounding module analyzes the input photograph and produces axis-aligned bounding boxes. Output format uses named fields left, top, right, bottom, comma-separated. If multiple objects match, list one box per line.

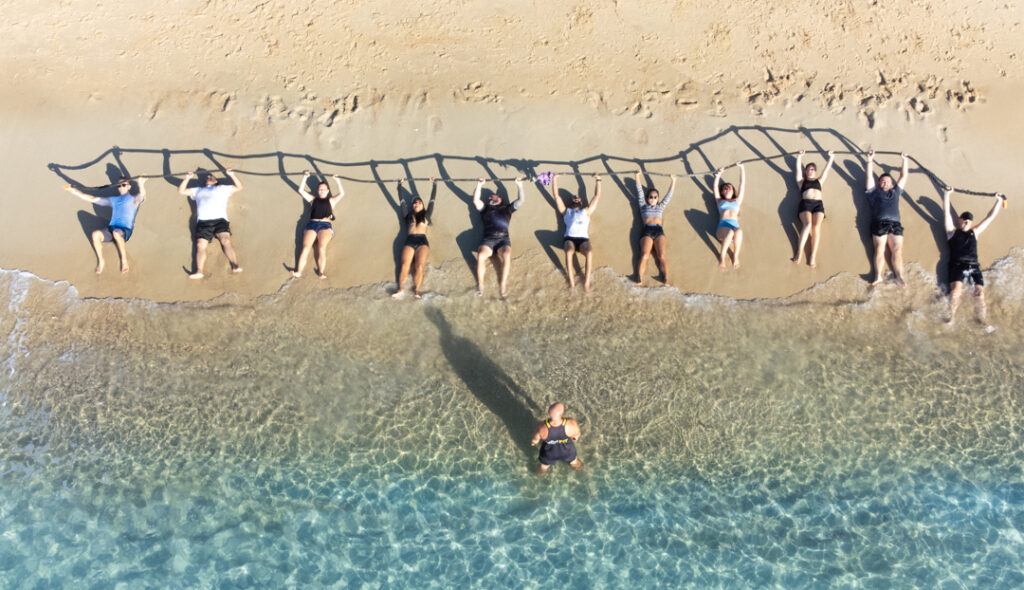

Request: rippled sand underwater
left=2, top=256, right=1024, bottom=588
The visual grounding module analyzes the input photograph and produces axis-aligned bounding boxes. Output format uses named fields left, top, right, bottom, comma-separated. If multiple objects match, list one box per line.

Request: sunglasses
left=118, top=183, right=130, bottom=188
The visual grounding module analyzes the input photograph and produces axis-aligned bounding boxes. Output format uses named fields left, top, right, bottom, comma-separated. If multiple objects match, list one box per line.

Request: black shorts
left=871, top=219, right=903, bottom=237
left=405, top=233, right=429, bottom=248
left=564, top=236, right=590, bottom=250
left=480, top=234, right=510, bottom=251
left=538, top=442, right=578, bottom=466
left=195, top=219, right=231, bottom=241
left=642, top=224, right=665, bottom=239
left=949, top=261, right=984, bottom=286
left=798, top=199, right=825, bottom=215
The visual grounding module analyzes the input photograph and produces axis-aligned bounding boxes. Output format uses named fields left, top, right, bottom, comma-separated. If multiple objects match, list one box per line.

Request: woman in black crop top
left=292, top=172, right=345, bottom=279
left=392, top=178, right=437, bottom=300
left=791, top=150, right=835, bottom=267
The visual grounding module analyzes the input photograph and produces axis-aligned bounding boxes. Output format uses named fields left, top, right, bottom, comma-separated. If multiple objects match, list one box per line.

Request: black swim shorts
left=642, top=224, right=665, bottom=239
left=798, top=199, right=825, bottom=215
left=870, top=219, right=903, bottom=237
left=480, top=234, right=511, bottom=252
left=949, top=261, right=984, bottom=286
left=405, top=233, right=429, bottom=248
left=564, top=236, right=589, bottom=250
left=195, top=218, right=231, bottom=241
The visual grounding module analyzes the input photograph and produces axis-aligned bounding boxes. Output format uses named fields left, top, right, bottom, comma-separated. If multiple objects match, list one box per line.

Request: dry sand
left=2, top=0, right=1022, bottom=302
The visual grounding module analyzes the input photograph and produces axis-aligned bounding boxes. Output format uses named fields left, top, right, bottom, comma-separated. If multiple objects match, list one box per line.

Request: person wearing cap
left=64, top=176, right=147, bottom=274
left=551, top=172, right=602, bottom=294
left=864, top=150, right=910, bottom=286
left=472, top=176, right=525, bottom=297
left=529, top=402, right=582, bottom=475
left=942, top=187, right=1005, bottom=327
left=178, top=169, right=243, bottom=279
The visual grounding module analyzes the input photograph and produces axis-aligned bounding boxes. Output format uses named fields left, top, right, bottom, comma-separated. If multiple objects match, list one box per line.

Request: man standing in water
left=178, top=169, right=243, bottom=279
left=864, top=150, right=910, bottom=286
left=64, top=176, right=146, bottom=274
left=942, top=187, right=1005, bottom=328
left=530, top=402, right=582, bottom=475
left=473, top=176, right=525, bottom=297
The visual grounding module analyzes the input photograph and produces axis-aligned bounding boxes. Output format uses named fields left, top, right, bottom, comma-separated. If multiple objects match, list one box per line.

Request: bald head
left=548, top=403, right=564, bottom=420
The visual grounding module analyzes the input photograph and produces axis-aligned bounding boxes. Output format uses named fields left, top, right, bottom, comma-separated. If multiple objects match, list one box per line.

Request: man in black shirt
left=472, top=177, right=525, bottom=297
left=943, top=187, right=1005, bottom=327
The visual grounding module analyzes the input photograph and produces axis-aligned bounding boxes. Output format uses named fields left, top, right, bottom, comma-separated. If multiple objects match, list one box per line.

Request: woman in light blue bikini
left=713, top=162, right=745, bottom=269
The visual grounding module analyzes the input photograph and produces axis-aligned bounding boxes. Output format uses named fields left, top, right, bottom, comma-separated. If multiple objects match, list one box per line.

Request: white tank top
left=563, top=208, right=590, bottom=239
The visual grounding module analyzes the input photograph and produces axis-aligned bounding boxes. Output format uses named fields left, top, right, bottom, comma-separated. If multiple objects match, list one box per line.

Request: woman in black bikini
left=791, top=150, right=835, bottom=267
left=392, top=178, right=437, bottom=299
left=293, top=172, right=345, bottom=279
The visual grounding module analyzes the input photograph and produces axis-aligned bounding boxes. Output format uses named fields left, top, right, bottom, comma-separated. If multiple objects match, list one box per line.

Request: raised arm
left=943, top=187, right=956, bottom=238
left=178, top=171, right=196, bottom=197
left=634, top=170, right=644, bottom=205
left=586, top=173, right=602, bottom=214
left=661, top=174, right=677, bottom=207
left=64, top=184, right=106, bottom=205
left=512, top=177, right=525, bottom=209
left=298, top=171, right=314, bottom=202
left=426, top=178, right=437, bottom=221
left=973, top=194, right=1005, bottom=237
left=472, top=178, right=485, bottom=211
left=896, top=153, right=909, bottom=190
left=819, top=150, right=836, bottom=183
left=331, top=175, right=345, bottom=206
left=865, top=151, right=876, bottom=192
left=735, top=163, right=746, bottom=204
left=226, top=168, right=242, bottom=192
left=135, top=177, right=147, bottom=202
left=713, top=168, right=723, bottom=200
left=795, top=150, right=805, bottom=184
left=552, top=173, right=566, bottom=215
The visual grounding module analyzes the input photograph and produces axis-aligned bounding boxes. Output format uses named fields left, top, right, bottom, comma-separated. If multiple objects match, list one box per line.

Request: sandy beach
left=0, top=0, right=1019, bottom=302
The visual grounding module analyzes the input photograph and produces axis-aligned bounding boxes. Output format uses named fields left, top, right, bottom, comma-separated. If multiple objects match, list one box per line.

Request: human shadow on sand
left=425, top=307, right=541, bottom=458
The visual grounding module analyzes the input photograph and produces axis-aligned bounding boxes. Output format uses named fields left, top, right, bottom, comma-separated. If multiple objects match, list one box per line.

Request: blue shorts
left=718, top=218, right=740, bottom=231
left=108, top=225, right=133, bottom=242
left=305, top=220, right=334, bottom=236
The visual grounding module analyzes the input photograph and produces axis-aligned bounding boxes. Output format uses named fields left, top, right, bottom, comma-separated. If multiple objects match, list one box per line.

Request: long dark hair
left=410, top=197, right=427, bottom=225
left=719, top=182, right=736, bottom=200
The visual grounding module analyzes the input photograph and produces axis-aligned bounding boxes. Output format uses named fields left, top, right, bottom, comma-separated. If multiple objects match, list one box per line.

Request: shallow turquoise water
left=2, top=263, right=1024, bottom=588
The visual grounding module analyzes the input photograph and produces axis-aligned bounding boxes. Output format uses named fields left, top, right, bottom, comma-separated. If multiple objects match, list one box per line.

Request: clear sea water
left=2, top=254, right=1024, bottom=589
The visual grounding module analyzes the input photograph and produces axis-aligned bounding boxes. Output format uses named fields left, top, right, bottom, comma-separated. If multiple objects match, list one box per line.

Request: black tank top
left=544, top=419, right=570, bottom=445
left=801, top=178, right=821, bottom=194
left=310, top=196, right=333, bottom=220
left=948, top=229, right=978, bottom=263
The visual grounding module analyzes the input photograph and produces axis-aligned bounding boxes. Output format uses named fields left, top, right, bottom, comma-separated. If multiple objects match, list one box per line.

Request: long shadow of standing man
left=424, top=307, right=542, bottom=462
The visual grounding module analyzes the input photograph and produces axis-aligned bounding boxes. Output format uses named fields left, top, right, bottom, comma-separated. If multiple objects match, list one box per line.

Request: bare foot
left=733, top=260, right=741, bottom=269
left=476, top=288, right=484, bottom=297
left=718, top=261, right=727, bottom=270
left=413, top=291, right=422, bottom=300
left=94, top=262, right=104, bottom=274
left=391, top=290, right=404, bottom=300
left=791, top=256, right=800, bottom=263
left=583, top=282, right=591, bottom=294
left=188, top=272, right=204, bottom=279
left=232, top=267, right=244, bottom=274
left=291, top=271, right=301, bottom=278
left=317, top=273, right=327, bottom=280
left=569, top=285, right=576, bottom=297
left=120, top=263, right=130, bottom=274
left=808, top=260, right=817, bottom=268
left=870, top=276, right=883, bottom=286
left=894, top=276, right=906, bottom=288
left=500, top=286, right=508, bottom=298
left=984, top=325, right=997, bottom=334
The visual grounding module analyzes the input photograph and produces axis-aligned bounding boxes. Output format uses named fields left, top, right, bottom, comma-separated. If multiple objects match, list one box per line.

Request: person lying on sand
left=64, top=176, right=146, bottom=274
left=791, top=150, right=835, bottom=268
left=714, top=163, right=746, bottom=270
left=392, top=177, right=436, bottom=299
left=634, top=171, right=677, bottom=285
left=292, top=172, right=345, bottom=279
left=178, top=169, right=244, bottom=279
left=864, top=151, right=910, bottom=286
left=473, top=177, right=525, bottom=298
left=943, top=187, right=1005, bottom=329
left=551, top=172, right=602, bottom=295
left=529, top=402, right=583, bottom=476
